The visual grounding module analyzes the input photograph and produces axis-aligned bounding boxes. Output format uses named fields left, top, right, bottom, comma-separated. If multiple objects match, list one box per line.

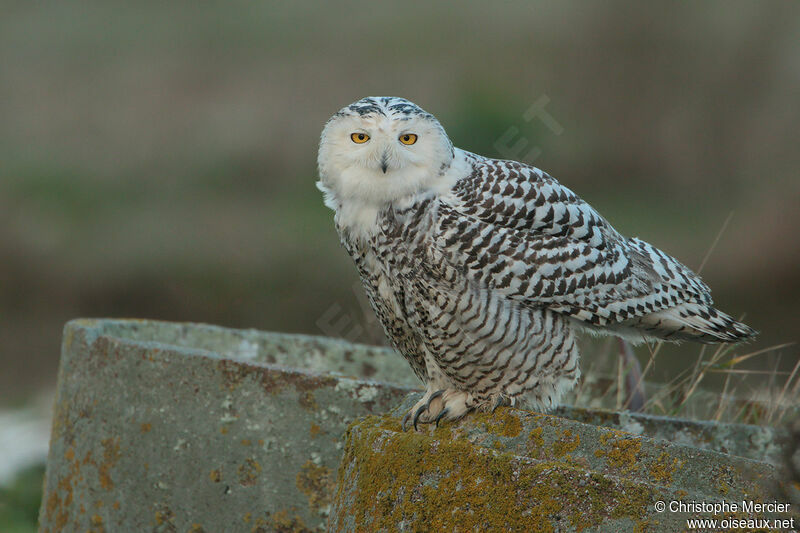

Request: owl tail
left=633, top=302, right=757, bottom=344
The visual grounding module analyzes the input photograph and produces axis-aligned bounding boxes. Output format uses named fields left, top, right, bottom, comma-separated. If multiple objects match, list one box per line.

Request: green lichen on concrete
left=595, top=433, right=643, bottom=473
left=528, top=426, right=545, bottom=452
left=714, top=466, right=735, bottom=496
left=479, top=407, right=523, bottom=438
left=648, top=452, right=682, bottom=485
left=216, top=358, right=339, bottom=399
left=332, top=416, right=656, bottom=532
left=258, top=509, right=311, bottom=533
left=298, top=390, right=318, bottom=411
left=552, top=429, right=580, bottom=458
left=554, top=405, right=789, bottom=466
left=98, top=437, right=121, bottom=490
left=373, top=413, right=403, bottom=433
left=237, top=458, right=262, bottom=487
left=295, top=460, right=334, bottom=512
left=41, top=435, right=124, bottom=533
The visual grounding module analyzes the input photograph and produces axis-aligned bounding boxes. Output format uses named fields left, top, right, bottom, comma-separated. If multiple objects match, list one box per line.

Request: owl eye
left=350, top=132, right=370, bottom=144
left=399, top=133, right=418, bottom=145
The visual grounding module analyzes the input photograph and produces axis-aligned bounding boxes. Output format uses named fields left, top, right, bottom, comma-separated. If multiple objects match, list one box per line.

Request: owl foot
left=490, top=394, right=514, bottom=412
left=402, top=388, right=477, bottom=431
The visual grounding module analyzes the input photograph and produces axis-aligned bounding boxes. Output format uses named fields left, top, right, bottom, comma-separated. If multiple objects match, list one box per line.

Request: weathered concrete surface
left=40, top=319, right=794, bottom=532
left=73, top=318, right=420, bottom=387
left=39, top=319, right=416, bottom=532
left=330, top=397, right=789, bottom=532
left=553, top=405, right=787, bottom=466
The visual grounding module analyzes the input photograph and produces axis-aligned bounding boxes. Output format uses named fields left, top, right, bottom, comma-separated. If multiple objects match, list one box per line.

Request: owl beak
left=380, top=151, right=389, bottom=174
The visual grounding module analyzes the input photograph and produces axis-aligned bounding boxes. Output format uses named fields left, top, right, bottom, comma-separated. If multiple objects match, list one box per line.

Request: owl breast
left=337, top=196, right=581, bottom=408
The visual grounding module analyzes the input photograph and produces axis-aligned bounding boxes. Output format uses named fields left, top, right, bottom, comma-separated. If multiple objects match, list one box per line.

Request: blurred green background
left=1, top=1, right=799, bottom=528
left=2, top=1, right=798, bottom=403
left=2, top=0, right=799, bottom=402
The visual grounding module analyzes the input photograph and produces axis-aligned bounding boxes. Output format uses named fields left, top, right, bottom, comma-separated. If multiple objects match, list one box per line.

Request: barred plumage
left=318, top=96, right=756, bottom=426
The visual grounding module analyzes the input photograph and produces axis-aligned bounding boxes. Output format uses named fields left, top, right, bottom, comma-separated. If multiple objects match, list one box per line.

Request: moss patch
left=528, top=426, right=545, bottom=453
left=552, top=429, right=580, bottom=458
left=260, top=509, right=311, bottom=533
left=649, top=452, right=682, bottom=485
left=237, top=458, right=262, bottom=487
left=483, top=408, right=523, bottom=438
left=295, top=460, right=334, bottom=512
left=595, top=433, right=642, bottom=473
left=332, top=416, right=655, bottom=532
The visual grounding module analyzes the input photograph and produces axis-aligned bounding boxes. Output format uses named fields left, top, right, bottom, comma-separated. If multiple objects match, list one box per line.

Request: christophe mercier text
left=670, top=500, right=791, bottom=514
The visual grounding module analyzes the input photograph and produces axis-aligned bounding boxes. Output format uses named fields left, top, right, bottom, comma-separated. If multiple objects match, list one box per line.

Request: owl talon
left=401, top=411, right=413, bottom=431
left=434, top=408, right=450, bottom=427
left=491, top=395, right=508, bottom=413
left=404, top=389, right=476, bottom=430
left=412, top=404, right=428, bottom=432
left=491, top=399, right=501, bottom=413
left=426, top=389, right=445, bottom=410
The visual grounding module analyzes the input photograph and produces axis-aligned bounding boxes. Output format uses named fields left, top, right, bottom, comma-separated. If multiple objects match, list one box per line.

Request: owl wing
left=437, top=155, right=713, bottom=329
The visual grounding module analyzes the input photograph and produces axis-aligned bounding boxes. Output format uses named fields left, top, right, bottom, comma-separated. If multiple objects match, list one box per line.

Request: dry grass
left=646, top=340, right=797, bottom=425
left=573, top=214, right=799, bottom=426
left=571, top=335, right=798, bottom=426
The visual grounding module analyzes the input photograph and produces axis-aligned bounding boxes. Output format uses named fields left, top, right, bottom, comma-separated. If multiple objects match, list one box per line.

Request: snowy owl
left=317, top=96, right=755, bottom=429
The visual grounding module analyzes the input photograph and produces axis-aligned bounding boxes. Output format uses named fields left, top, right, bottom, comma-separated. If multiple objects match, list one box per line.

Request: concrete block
left=552, top=405, right=787, bottom=466
left=39, top=319, right=793, bottom=532
left=39, top=319, right=415, bottom=532
left=330, top=398, right=787, bottom=532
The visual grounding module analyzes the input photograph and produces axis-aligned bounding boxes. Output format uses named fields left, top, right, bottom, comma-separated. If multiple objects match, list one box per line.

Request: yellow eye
left=350, top=132, right=370, bottom=144
left=399, top=133, right=418, bottom=145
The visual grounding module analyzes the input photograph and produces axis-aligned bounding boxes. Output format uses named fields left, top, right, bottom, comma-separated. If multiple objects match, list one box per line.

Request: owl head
left=317, top=97, right=454, bottom=213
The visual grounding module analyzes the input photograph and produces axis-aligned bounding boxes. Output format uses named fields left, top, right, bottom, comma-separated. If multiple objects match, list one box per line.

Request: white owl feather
left=318, top=96, right=755, bottom=428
